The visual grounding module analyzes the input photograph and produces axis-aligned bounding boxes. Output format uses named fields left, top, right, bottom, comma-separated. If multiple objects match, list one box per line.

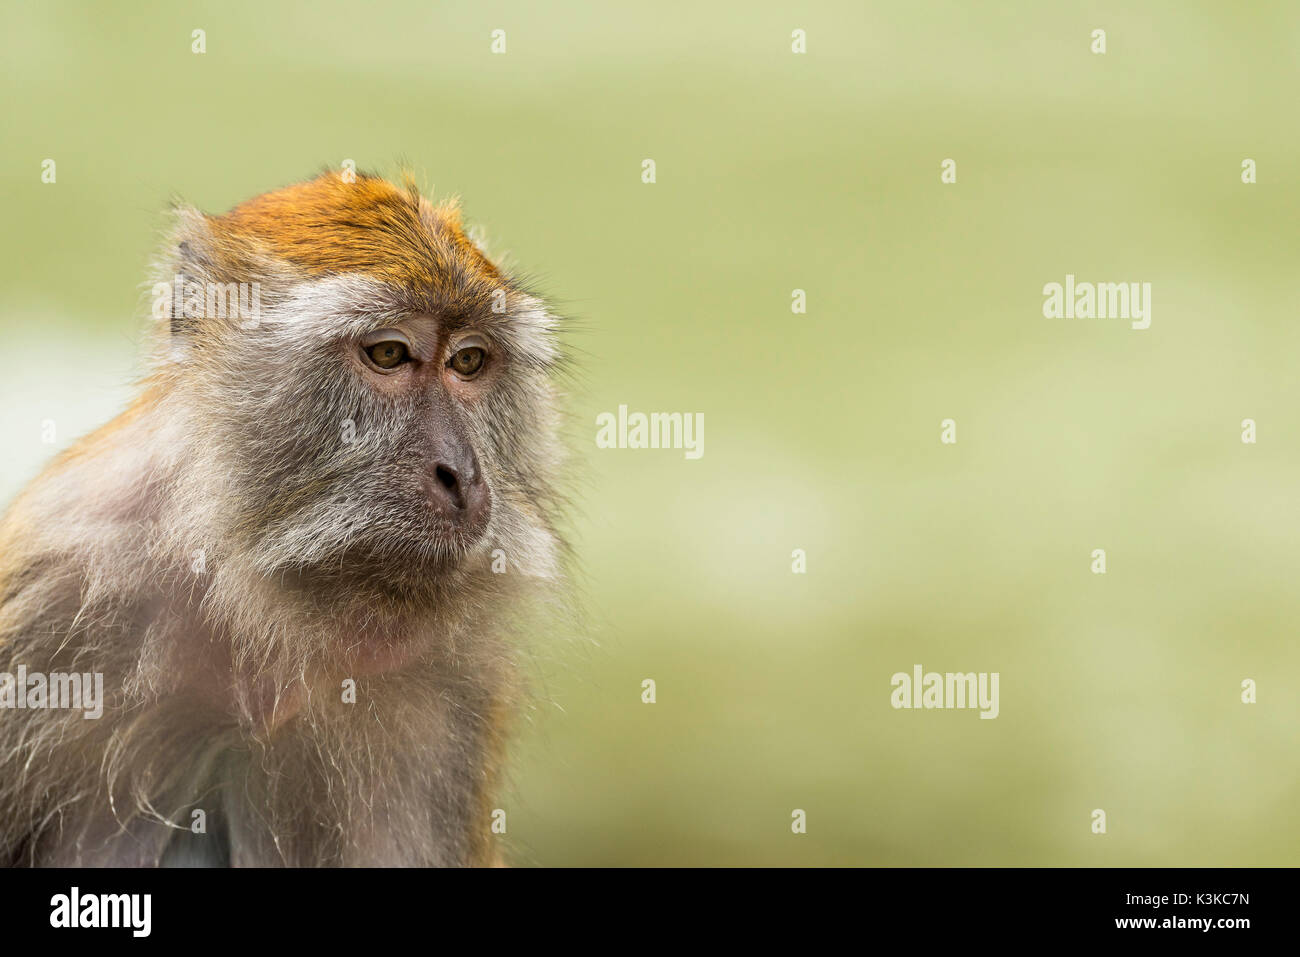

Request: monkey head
left=150, top=171, right=566, bottom=619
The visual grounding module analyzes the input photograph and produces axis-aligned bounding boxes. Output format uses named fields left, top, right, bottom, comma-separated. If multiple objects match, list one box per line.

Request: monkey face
left=160, top=174, right=565, bottom=597
left=186, top=285, right=561, bottom=595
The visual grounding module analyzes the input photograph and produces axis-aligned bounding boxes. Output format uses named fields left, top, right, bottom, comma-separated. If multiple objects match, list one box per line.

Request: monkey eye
left=449, top=346, right=486, bottom=378
left=366, top=341, right=410, bottom=369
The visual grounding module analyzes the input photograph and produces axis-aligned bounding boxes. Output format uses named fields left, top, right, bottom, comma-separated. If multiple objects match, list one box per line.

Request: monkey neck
left=148, top=546, right=516, bottom=732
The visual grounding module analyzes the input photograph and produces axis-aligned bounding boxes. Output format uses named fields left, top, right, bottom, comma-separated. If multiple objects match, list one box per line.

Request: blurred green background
left=2, top=1, right=1298, bottom=865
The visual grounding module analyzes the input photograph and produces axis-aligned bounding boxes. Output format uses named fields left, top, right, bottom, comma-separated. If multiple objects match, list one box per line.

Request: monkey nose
left=427, top=459, right=489, bottom=522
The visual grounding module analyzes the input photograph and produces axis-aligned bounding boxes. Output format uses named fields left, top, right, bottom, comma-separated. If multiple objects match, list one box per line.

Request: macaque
left=0, top=171, right=569, bottom=866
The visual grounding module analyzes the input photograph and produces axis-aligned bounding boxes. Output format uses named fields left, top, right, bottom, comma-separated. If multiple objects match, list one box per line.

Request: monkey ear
left=156, top=205, right=226, bottom=337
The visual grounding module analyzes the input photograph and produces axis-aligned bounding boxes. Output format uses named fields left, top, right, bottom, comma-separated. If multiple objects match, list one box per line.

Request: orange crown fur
left=199, top=170, right=501, bottom=297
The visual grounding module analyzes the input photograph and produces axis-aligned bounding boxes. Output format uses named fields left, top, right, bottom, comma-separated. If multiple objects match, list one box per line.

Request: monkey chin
left=276, top=529, right=488, bottom=611
left=271, top=488, right=493, bottom=593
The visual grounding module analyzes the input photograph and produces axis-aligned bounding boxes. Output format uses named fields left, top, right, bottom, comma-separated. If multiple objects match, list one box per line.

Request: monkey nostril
left=434, top=464, right=462, bottom=506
